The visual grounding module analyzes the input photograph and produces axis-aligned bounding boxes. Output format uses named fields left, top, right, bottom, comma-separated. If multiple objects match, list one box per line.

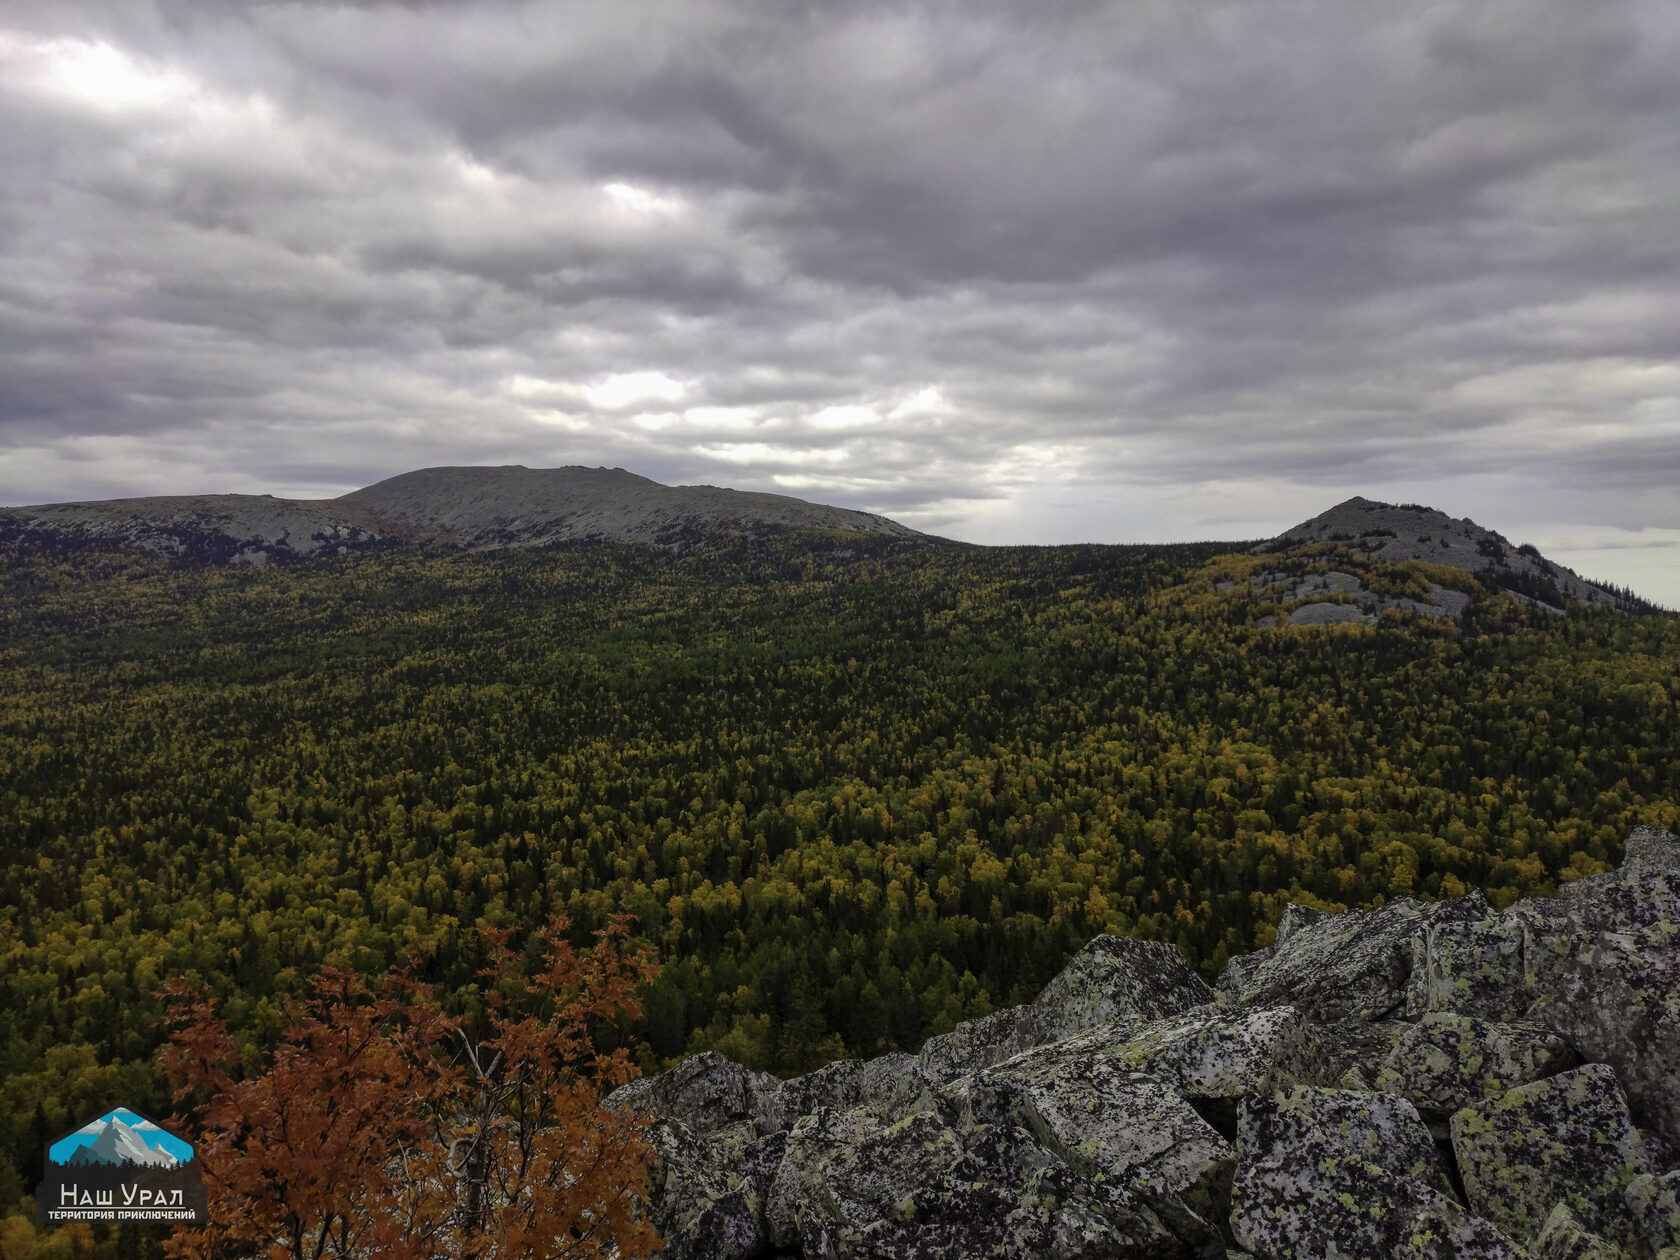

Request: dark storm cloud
left=1, top=0, right=1678, bottom=600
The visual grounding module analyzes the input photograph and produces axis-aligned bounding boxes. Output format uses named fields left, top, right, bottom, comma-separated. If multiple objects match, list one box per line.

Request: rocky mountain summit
left=0, top=465, right=925, bottom=565
left=614, top=823, right=1680, bottom=1258
left=1256, top=497, right=1646, bottom=618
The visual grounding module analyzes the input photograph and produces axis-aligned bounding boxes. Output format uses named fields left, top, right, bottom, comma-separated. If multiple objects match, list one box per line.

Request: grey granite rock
left=1218, top=890, right=1489, bottom=1022
left=916, top=1004, right=1055, bottom=1082
left=1376, top=1012, right=1576, bottom=1116
left=1530, top=1203, right=1630, bottom=1260
left=765, top=1104, right=1196, bottom=1259
left=624, top=821, right=1680, bottom=1260
left=1451, top=1063, right=1652, bottom=1248
left=958, top=1057, right=1235, bottom=1235
left=1536, top=922, right=1680, bottom=1148
left=643, top=1118, right=776, bottom=1260
left=1228, top=1089, right=1522, bottom=1259
left=606, top=1049, right=781, bottom=1135
left=1274, top=903, right=1328, bottom=946
left=1032, top=933, right=1215, bottom=1039
left=1088, top=1004, right=1320, bottom=1103
left=1302, top=1018, right=1411, bottom=1090
left=1624, top=1170, right=1680, bottom=1257
left=1405, top=913, right=1531, bottom=1021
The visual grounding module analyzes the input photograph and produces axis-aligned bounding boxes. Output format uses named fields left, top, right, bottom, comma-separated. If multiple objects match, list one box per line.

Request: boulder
left=1624, top=1170, right=1680, bottom=1257
left=756, top=1058, right=865, bottom=1133
left=642, top=1118, right=776, bottom=1260
left=1451, top=1063, right=1652, bottom=1247
left=625, top=822, right=1680, bottom=1260
left=1472, top=825, right=1680, bottom=1147
left=916, top=935, right=1215, bottom=1084
left=1228, top=1089, right=1522, bottom=1259
left=1376, top=1012, right=1576, bottom=1116
left=958, top=1057, right=1235, bottom=1236
left=756, top=1051, right=934, bottom=1133
left=1530, top=1203, right=1628, bottom=1260
left=1302, top=1018, right=1411, bottom=1090
left=765, top=1104, right=1196, bottom=1259
left=1532, top=920, right=1680, bottom=1148
left=1555, top=825, right=1680, bottom=931
left=1275, top=902, right=1328, bottom=945
left=916, top=1004, right=1054, bottom=1082
left=1032, top=934, right=1215, bottom=1039
left=1405, top=913, right=1531, bottom=1021
left=1106, top=1004, right=1320, bottom=1119
left=857, top=1051, right=930, bottom=1116
left=1218, top=891, right=1489, bottom=1022
left=606, top=1049, right=781, bottom=1136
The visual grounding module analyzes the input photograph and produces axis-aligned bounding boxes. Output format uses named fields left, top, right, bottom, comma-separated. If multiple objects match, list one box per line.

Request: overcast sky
left=3, top=1, right=1678, bottom=604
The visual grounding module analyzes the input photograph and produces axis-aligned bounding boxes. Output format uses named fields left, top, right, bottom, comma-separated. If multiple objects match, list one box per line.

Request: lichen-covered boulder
left=1624, top=1170, right=1680, bottom=1257
left=605, top=1049, right=781, bottom=1135
left=1405, top=913, right=1530, bottom=1021
left=642, top=1118, right=776, bottom=1260
left=1301, top=1018, right=1411, bottom=1090
left=1228, top=1089, right=1522, bottom=1259
left=755, top=1057, right=867, bottom=1134
left=1402, top=825, right=1680, bottom=1146
left=1245, top=1086, right=1456, bottom=1197
left=1505, top=826, right=1680, bottom=1147
left=1530, top=1203, right=1628, bottom=1260
left=1532, top=921, right=1680, bottom=1148
left=1033, top=934, right=1215, bottom=1039
left=1555, top=825, right=1680, bottom=930
left=1275, top=902, right=1328, bottom=945
left=957, top=1058, right=1235, bottom=1234
left=916, top=1004, right=1053, bottom=1082
left=1097, top=1005, right=1320, bottom=1103
left=858, top=1051, right=930, bottom=1116
left=1376, top=1012, right=1576, bottom=1116
left=1218, top=891, right=1488, bottom=1022
left=1451, top=1063, right=1653, bottom=1247
left=757, top=1051, right=934, bottom=1133
left=765, top=1104, right=1194, bottom=1259
left=916, top=934, right=1215, bottom=1084
left=631, top=821, right=1680, bottom=1260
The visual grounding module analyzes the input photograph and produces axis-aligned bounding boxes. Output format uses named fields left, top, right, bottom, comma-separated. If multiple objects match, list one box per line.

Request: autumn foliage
left=158, top=915, right=662, bottom=1260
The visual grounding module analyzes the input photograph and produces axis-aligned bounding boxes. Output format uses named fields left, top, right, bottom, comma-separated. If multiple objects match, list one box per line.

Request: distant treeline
left=1, top=534, right=1677, bottom=1230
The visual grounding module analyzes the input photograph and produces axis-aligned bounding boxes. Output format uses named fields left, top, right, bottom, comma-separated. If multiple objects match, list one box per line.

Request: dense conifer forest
left=3, top=532, right=1678, bottom=1232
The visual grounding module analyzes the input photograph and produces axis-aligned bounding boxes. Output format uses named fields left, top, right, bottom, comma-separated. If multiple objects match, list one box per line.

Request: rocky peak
left=617, top=821, right=1680, bottom=1258
left=1261, top=496, right=1645, bottom=615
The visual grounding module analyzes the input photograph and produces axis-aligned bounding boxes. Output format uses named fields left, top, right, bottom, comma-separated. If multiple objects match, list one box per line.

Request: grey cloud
left=1, top=0, right=1678, bottom=601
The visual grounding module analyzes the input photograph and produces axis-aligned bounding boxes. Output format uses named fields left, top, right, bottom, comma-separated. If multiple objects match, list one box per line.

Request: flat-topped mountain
left=340, top=466, right=924, bottom=549
left=0, top=465, right=927, bottom=565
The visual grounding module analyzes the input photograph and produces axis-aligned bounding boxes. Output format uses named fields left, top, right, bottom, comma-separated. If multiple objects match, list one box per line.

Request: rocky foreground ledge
left=609, top=825, right=1680, bottom=1258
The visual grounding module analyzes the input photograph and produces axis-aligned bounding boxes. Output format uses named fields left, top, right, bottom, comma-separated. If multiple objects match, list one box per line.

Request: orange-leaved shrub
left=159, top=914, right=662, bottom=1260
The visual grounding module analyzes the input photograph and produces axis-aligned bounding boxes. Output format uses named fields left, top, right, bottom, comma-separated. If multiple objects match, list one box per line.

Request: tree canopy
left=1, top=533, right=1676, bottom=1250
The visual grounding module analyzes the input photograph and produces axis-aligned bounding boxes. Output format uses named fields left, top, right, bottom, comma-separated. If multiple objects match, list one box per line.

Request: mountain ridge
left=0, top=475, right=1658, bottom=611
left=0, top=464, right=928, bottom=564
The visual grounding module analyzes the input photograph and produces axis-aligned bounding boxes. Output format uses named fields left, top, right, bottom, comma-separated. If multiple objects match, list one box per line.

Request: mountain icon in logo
left=38, top=1106, right=205, bottom=1225
left=48, top=1109, right=192, bottom=1170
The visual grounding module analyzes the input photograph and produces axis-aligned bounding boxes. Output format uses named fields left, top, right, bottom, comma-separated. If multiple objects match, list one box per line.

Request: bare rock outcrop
left=614, top=821, right=1680, bottom=1259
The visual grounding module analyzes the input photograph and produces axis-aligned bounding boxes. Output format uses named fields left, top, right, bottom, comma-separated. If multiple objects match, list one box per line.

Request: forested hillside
left=2, top=533, right=1677, bottom=1223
